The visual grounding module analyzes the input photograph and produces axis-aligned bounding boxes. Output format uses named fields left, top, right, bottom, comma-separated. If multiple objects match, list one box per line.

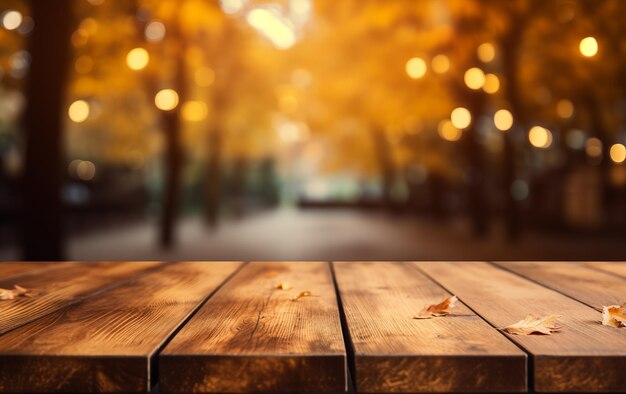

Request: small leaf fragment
left=0, top=285, right=38, bottom=301
left=276, top=282, right=292, bottom=290
left=0, top=288, right=15, bottom=300
left=602, top=303, right=626, bottom=328
left=290, top=291, right=311, bottom=301
left=414, top=295, right=458, bottom=319
left=504, top=314, right=562, bottom=335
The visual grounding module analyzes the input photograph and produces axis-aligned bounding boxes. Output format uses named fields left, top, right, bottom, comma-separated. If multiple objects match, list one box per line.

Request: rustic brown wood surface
left=496, top=262, right=626, bottom=310
left=0, top=262, right=241, bottom=393
left=0, top=261, right=162, bottom=335
left=0, top=262, right=72, bottom=281
left=159, top=262, right=346, bottom=393
left=418, top=262, right=626, bottom=393
left=585, top=262, right=626, bottom=278
left=334, top=262, right=526, bottom=393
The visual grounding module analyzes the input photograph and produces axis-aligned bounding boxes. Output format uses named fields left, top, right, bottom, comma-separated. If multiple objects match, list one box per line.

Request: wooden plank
left=160, top=262, right=346, bottom=393
left=0, top=262, right=71, bottom=281
left=334, top=262, right=526, bottom=393
left=0, top=262, right=241, bottom=393
left=585, top=262, right=626, bottom=279
left=418, top=262, right=626, bottom=393
left=0, top=261, right=162, bottom=335
left=496, top=262, right=626, bottom=310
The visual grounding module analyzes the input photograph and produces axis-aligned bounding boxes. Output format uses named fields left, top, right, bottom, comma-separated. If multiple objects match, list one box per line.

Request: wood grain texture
left=585, top=262, right=626, bottom=279
left=0, top=262, right=71, bottom=281
left=160, top=262, right=346, bottom=393
left=496, top=262, right=626, bottom=310
left=0, top=261, right=162, bottom=335
left=334, top=262, right=526, bottom=393
left=418, top=262, right=626, bottom=393
left=0, top=262, right=241, bottom=393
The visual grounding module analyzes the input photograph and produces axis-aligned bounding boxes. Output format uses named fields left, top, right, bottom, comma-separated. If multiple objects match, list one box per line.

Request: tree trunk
left=21, top=0, right=73, bottom=260
left=204, top=126, right=222, bottom=227
left=370, top=127, right=396, bottom=210
left=462, top=110, right=489, bottom=237
left=159, top=13, right=186, bottom=248
left=500, top=22, right=524, bottom=241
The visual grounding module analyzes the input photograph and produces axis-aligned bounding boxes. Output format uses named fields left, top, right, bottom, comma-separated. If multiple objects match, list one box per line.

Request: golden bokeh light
left=579, top=36, right=598, bottom=57
left=483, top=73, right=500, bottom=94
left=528, top=126, right=553, bottom=149
left=609, top=144, right=626, bottom=164
left=145, top=21, right=166, bottom=42
left=76, top=160, right=96, bottom=181
left=450, top=107, right=472, bottom=129
left=438, top=120, right=462, bottom=142
left=75, top=55, right=94, bottom=74
left=2, top=10, right=23, bottom=31
left=464, top=67, right=485, bottom=90
left=610, top=143, right=626, bottom=164
left=477, top=42, right=496, bottom=63
left=155, top=89, right=179, bottom=111
left=182, top=101, right=209, bottom=122
left=586, top=137, right=603, bottom=157
left=556, top=99, right=574, bottom=119
left=494, top=109, right=514, bottom=132
left=126, top=48, right=150, bottom=71
left=406, top=57, right=427, bottom=79
left=68, top=100, right=90, bottom=123
left=431, top=54, right=450, bottom=74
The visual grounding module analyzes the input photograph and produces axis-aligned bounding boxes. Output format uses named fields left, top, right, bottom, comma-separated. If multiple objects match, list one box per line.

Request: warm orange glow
left=579, top=36, right=598, bottom=57
left=145, top=21, right=166, bottom=42
left=557, top=99, right=574, bottom=119
left=529, top=126, right=553, bottom=148
left=464, top=67, right=485, bottom=90
left=610, top=144, right=626, bottom=164
left=68, top=100, right=90, bottom=123
left=155, top=89, right=179, bottom=111
left=2, top=10, right=22, bottom=30
left=75, top=55, right=94, bottom=74
left=438, top=120, right=462, bottom=141
left=477, top=43, right=496, bottom=63
left=126, top=48, right=149, bottom=71
left=450, top=107, right=472, bottom=129
left=494, top=109, right=513, bottom=132
left=406, top=57, right=427, bottom=79
left=195, top=67, right=215, bottom=87
left=431, top=54, right=450, bottom=74
left=182, top=101, right=208, bottom=122
left=483, top=74, right=500, bottom=94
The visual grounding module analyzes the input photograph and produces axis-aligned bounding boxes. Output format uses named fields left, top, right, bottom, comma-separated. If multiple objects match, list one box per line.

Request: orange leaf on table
left=413, top=295, right=458, bottom=319
left=602, top=303, right=626, bottom=328
left=290, top=291, right=311, bottom=301
left=0, top=285, right=38, bottom=301
left=504, top=314, right=562, bottom=335
left=276, top=282, right=292, bottom=290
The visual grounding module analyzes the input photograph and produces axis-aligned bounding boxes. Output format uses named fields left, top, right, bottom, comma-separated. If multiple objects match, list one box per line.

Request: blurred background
left=0, top=0, right=625, bottom=261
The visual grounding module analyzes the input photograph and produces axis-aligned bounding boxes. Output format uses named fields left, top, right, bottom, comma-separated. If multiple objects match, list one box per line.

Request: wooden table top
left=0, top=261, right=625, bottom=393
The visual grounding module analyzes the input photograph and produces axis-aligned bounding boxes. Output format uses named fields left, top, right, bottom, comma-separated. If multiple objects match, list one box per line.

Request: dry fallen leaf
left=602, top=303, right=626, bottom=328
left=290, top=291, right=311, bottom=302
left=276, top=282, right=292, bottom=290
left=0, top=285, right=38, bottom=301
left=0, top=288, right=16, bottom=300
left=414, top=296, right=458, bottom=319
left=504, top=314, right=562, bottom=335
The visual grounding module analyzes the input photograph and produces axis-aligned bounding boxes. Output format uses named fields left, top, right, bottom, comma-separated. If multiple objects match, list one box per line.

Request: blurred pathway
left=56, top=209, right=626, bottom=261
